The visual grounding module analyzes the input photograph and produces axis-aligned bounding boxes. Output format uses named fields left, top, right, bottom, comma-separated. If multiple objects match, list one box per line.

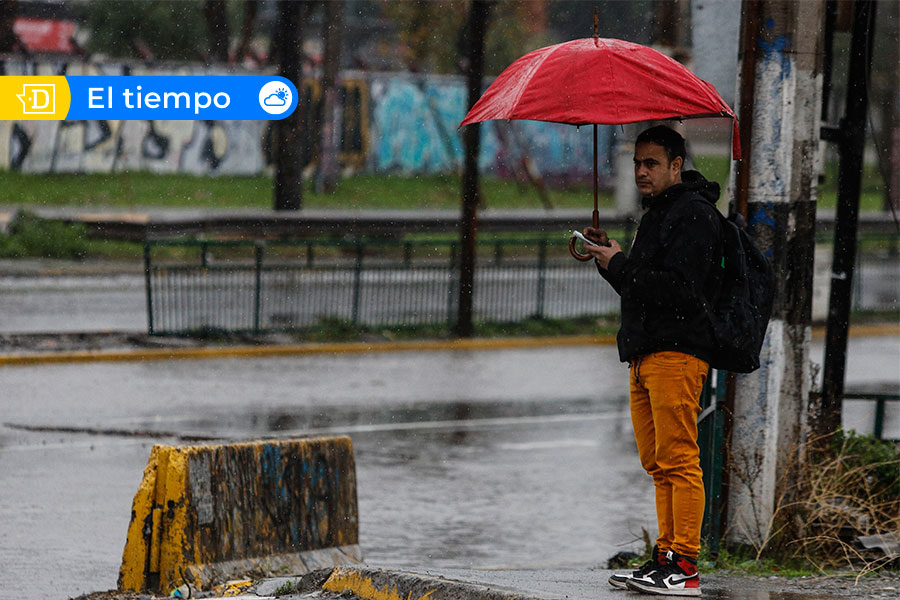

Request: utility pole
left=819, top=0, right=877, bottom=438
left=456, top=0, right=492, bottom=337
left=726, top=0, right=824, bottom=549
left=272, top=0, right=313, bottom=211
left=315, top=0, right=344, bottom=194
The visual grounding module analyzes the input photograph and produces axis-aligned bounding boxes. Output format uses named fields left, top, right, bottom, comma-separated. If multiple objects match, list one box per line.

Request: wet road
left=1, top=345, right=645, bottom=599
left=0, top=273, right=146, bottom=333
left=2, top=337, right=898, bottom=600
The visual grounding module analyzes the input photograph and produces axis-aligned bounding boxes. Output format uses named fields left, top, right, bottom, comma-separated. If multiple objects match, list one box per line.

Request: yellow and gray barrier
left=118, top=436, right=360, bottom=594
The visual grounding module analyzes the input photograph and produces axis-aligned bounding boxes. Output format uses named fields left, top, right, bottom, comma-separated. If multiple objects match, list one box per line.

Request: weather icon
left=264, top=87, right=289, bottom=107
left=258, top=81, right=294, bottom=115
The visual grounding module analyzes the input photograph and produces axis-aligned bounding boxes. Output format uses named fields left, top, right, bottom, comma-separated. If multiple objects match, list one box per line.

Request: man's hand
left=582, top=227, right=609, bottom=246
left=581, top=231, right=622, bottom=269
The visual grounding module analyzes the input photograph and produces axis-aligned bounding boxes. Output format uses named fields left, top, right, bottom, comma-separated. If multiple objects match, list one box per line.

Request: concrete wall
left=118, top=436, right=360, bottom=594
left=1, top=60, right=614, bottom=184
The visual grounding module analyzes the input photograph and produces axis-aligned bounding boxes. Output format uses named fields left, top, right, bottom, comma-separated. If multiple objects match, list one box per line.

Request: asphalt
left=76, top=564, right=900, bottom=600
left=0, top=230, right=893, bottom=600
left=5, top=324, right=898, bottom=600
left=36, top=326, right=894, bottom=600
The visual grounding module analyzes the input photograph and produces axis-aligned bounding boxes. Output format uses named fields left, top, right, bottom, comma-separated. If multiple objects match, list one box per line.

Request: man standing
left=582, top=125, right=723, bottom=597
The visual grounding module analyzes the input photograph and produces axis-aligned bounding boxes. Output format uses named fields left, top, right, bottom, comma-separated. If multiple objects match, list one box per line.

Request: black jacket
left=600, top=170, right=724, bottom=364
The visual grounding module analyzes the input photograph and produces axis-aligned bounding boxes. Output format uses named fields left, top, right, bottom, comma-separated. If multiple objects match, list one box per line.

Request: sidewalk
left=78, top=565, right=900, bottom=600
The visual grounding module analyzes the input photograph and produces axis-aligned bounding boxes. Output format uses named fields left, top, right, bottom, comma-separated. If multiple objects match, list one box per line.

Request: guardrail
left=143, top=232, right=897, bottom=336
left=843, top=392, right=900, bottom=440
left=143, top=236, right=621, bottom=335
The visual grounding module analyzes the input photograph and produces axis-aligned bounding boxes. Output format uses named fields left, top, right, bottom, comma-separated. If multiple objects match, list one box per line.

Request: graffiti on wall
left=1, top=60, right=613, bottom=183
left=367, top=72, right=614, bottom=183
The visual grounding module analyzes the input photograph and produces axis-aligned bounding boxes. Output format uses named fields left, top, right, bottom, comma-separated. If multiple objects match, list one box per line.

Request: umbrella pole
left=592, top=123, right=599, bottom=229
left=591, top=9, right=600, bottom=228
left=569, top=124, right=601, bottom=261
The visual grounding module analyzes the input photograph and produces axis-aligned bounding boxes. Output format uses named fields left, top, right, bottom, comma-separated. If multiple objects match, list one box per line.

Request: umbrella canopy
left=460, top=37, right=741, bottom=159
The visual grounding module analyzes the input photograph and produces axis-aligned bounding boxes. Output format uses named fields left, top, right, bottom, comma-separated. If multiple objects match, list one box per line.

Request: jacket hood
left=642, top=169, right=720, bottom=209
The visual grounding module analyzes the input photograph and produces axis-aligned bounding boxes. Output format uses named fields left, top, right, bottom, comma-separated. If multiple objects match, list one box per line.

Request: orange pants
left=629, top=351, right=708, bottom=559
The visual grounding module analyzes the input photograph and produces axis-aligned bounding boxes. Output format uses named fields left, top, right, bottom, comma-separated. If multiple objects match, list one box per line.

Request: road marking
left=497, top=439, right=600, bottom=451
left=271, top=410, right=627, bottom=438
left=3, top=410, right=628, bottom=446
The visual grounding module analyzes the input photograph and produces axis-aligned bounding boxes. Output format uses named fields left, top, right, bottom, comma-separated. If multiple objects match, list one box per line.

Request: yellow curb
left=0, top=335, right=613, bottom=366
left=810, top=322, right=900, bottom=339
left=0, top=323, right=895, bottom=367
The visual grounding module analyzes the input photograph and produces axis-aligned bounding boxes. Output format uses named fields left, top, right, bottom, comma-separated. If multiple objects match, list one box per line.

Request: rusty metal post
left=819, top=0, right=877, bottom=437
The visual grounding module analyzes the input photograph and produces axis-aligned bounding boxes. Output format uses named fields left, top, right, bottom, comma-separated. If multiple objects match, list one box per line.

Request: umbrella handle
left=568, top=236, right=595, bottom=261
left=570, top=206, right=602, bottom=261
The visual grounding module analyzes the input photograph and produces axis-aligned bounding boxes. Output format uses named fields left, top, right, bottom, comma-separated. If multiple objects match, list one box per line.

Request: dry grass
left=752, top=431, right=900, bottom=575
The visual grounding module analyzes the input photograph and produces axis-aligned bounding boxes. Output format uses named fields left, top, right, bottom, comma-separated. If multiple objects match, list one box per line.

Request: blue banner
left=64, top=75, right=298, bottom=120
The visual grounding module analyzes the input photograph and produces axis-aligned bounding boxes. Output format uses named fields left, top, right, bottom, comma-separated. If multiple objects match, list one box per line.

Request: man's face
left=634, top=141, right=682, bottom=197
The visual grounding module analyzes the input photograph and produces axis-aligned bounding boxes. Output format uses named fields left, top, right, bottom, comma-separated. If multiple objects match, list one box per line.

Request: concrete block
left=118, top=436, right=360, bottom=594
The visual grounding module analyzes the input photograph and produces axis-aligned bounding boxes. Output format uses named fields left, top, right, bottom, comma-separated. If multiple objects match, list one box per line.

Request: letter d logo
left=18, top=84, right=56, bottom=114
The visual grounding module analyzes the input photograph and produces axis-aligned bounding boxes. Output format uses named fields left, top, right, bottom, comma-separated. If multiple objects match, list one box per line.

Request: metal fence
left=143, top=237, right=621, bottom=335
left=144, top=235, right=898, bottom=336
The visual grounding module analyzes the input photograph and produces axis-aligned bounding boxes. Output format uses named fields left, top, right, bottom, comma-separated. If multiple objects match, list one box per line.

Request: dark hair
left=635, top=125, right=686, bottom=164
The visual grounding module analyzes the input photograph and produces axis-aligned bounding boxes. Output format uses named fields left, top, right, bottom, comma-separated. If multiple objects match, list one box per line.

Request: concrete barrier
left=118, top=436, right=360, bottom=594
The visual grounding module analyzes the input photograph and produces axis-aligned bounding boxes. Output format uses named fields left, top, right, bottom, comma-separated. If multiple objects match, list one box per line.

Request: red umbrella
left=460, top=35, right=740, bottom=260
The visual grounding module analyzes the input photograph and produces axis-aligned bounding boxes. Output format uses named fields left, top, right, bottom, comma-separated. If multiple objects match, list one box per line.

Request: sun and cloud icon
left=264, top=87, right=289, bottom=107
left=258, top=81, right=293, bottom=115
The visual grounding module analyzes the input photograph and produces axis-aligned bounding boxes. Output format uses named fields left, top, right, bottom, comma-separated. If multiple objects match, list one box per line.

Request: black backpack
left=706, top=212, right=775, bottom=373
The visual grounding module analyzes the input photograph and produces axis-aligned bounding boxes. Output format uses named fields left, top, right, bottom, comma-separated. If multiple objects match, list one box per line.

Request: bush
left=831, top=430, right=900, bottom=502
left=0, top=212, right=89, bottom=259
left=775, top=431, right=900, bottom=573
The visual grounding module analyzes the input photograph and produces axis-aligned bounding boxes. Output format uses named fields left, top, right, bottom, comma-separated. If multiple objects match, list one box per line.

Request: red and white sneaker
left=624, top=550, right=700, bottom=596
left=607, top=545, right=667, bottom=589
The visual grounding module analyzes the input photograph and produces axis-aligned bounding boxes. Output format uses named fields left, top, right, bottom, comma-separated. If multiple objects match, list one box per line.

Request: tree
left=272, top=0, right=314, bottom=211
left=315, top=0, right=345, bottom=194
left=380, top=0, right=554, bottom=77
left=83, top=1, right=208, bottom=61
left=204, top=0, right=229, bottom=63
left=233, top=1, right=259, bottom=64
left=456, top=0, right=492, bottom=337
left=380, top=0, right=466, bottom=73
left=0, top=0, right=19, bottom=57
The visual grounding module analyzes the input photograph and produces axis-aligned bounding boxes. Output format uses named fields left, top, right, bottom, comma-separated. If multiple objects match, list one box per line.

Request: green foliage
left=82, top=0, right=211, bottom=60
left=690, top=155, right=730, bottom=192
left=379, top=1, right=466, bottom=74
left=0, top=171, right=607, bottom=211
left=691, top=154, right=888, bottom=213
left=378, top=0, right=564, bottom=76
left=0, top=171, right=272, bottom=209
left=828, top=430, right=900, bottom=502
left=273, top=580, right=297, bottom=597
left=476, top=315, right=619, bottom=338
left=1, top=156, right=885, bottom=214
left=0, top=212, right=89, bottom=259
left=818, top=160, right=888, bottom=212
left=701, top=545, right=816, bottom=577
left=483, top=2, right=555, bottom=76
left=277, top=316, right=618, bottom=345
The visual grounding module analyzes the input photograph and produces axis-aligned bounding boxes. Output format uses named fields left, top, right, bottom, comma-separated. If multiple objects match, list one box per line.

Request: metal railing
left=843, top=392, right=900, bottom=440
left=143, top=237, right=621, bottom=335
left=144, top=233, right=897, bottom=336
